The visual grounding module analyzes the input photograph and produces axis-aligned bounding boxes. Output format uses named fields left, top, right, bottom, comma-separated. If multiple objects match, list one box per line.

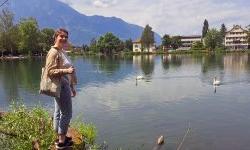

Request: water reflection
left=0, top=58, right=43, bottom=101
left=140, top=55, right=155, bottom=77
left=1, top=54, right=250, bottom=102
left=200, top=54, right=250, bottom=86
left=91, top=55, right=121, bottom=75
left=1, top=54, right=250, bottom=149
left=161, top=54, right=203, bottom=72
left=201, top=54, right=224, bottom=73
left=72, top=55, right=134, bottom=88
left=162, top=55, right=170, bottom=70
left=223, top=54, right=249, bottom=75
left=133, top=55, right=155, bottom=78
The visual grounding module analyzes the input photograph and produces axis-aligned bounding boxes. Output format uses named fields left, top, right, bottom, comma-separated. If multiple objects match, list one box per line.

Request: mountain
left=7, top=0, right=161, bottom=45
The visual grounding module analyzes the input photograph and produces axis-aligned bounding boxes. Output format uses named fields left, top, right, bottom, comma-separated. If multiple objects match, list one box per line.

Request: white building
left=133, top=39, right=142, bottom=52
left=225, top=25, right=249, bottom=50
left=179, top=35, right=202, bottom=50
left=133, top=39, right=156, bottom=53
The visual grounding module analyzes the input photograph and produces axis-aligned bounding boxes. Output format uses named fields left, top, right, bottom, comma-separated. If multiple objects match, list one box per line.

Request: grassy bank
left=0, top=102, right=98, bottom=150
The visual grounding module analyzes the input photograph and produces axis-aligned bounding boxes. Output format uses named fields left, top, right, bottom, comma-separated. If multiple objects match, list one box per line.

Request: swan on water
left=213, top=77, right=221, bottom=85
left=136, top=75, right=144, bottom=80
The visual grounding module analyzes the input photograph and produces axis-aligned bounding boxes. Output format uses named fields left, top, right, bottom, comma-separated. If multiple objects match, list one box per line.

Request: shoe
left=55, top=136, right=72, bottom=145
left=55, top=140, right=73, bottom=149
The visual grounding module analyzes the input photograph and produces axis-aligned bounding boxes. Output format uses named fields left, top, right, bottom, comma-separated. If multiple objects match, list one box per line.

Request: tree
left=220, top=23, right=227, bottom=46
left=0, top=8, right=19, bottom=56
left=161, top=34, right=171, bottom=50
left=191, top=41, right=204, bottom=50
left=124, top=38, right=133, bottom=51
left=220, top=23, right=227, bottom=38
left=39, top=28, right=54, bottom=53
left=18, top=17, right=40, bottom=55
left=204, top=28, right=223, bottom=50
left=141, top=24, right=154, bottom=52
left=202, top=19, right=209, bottom=38
left=97, top=32, right=123, bottom=55
left=82, top=44, right=89, bottom=52
left=170, top=36, right=181, bottom=50
left=89, top=38, right=98, bottom=53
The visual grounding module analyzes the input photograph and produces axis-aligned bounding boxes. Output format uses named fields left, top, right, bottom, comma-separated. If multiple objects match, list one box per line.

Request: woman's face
left=55, top=32, right=68, bottom=47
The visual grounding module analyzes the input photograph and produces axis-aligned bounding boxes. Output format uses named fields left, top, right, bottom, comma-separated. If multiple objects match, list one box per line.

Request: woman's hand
left=67, top=66, right=75, bottom=74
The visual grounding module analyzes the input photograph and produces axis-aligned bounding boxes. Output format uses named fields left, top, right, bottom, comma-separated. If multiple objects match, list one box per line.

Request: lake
left=1, top=53, right=250, bottom=150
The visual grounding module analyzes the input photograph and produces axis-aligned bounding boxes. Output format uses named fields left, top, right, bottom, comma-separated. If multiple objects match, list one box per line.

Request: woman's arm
left=46, top=49, right=71, bottom=77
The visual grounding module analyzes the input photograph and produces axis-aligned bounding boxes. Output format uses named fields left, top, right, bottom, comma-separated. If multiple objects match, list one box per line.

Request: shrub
left=0, top=103, right=55, bottom=150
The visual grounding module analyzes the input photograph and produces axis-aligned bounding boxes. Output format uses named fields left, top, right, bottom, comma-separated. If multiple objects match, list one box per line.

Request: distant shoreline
left=69, top=49, right=250, bottom=56
left=0, top=56, right=28, bottom=60
left=0, top=50, right=249, bottom=61
left=0, top=55, right=44, bottom=60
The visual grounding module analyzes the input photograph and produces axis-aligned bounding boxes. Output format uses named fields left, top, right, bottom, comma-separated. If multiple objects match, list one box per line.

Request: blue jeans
left=53, top=77, right=72, bottom=135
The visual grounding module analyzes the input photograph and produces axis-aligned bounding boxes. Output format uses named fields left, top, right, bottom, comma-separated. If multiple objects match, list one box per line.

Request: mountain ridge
left=7, top=0, right=161, bottom=45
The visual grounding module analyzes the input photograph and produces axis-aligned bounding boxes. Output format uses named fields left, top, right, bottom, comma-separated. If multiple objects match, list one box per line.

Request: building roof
left=180, top=35, right=202, bottom=39
left=226, top=25, right=248, bottom=33
left=133, top=38, right=141, bottom=43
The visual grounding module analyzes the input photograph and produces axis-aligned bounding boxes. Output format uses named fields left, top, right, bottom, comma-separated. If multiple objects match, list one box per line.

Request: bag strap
left=44, top=47, right=61, bottom=69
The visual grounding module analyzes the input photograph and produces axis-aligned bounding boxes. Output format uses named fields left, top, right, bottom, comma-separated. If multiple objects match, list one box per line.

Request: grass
left=0, top=103, right=55, bottom=150
left=71, top=116, right=97, bottom=146
left=0, top=102, right=98, bottom=150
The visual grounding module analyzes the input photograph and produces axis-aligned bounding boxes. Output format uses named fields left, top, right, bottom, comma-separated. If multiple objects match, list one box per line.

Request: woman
left=45, top=28, right=77, bottom=149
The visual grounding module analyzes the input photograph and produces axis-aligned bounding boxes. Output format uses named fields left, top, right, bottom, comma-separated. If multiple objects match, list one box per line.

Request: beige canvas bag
left=39, top=53, right=61, bottom=98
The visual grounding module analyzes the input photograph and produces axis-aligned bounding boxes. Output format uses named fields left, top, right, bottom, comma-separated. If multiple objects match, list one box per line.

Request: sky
left=58, top=0, right=250, bottom=36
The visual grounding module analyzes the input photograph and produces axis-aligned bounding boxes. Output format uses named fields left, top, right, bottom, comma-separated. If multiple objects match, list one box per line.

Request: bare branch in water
left=176, top=122, right=191, bottom=150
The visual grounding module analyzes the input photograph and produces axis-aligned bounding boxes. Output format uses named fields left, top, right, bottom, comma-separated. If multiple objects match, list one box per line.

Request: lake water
left=1, top=54, right=250, bottom=150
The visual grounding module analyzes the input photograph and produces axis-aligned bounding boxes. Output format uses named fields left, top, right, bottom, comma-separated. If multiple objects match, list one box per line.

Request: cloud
left=58, top=0, right=250, bottom=36
left=92, top=0, right=117, bottom=8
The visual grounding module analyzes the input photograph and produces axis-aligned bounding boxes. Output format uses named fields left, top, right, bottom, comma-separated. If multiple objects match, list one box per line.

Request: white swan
left=136, top=75, right=144, bottom=80
left=213, top=77, right=221, bottom=85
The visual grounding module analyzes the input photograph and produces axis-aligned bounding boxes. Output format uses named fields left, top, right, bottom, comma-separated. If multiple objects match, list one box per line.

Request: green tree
left=220, top=23, right=227, bottom=46
left=202, top=19, right=209, bottom=38
left=204, top=28, right=223, bottom=50
left=124, top=38, right=133, bottom=51
left=39, top=28, right=54, bottom=53
left=89, top=38, right=98, bottom=53
left=162, top=34, right=171, bottom=50
left=170, top=36, right=181, bottom=50
left=0, top=8, right=19, bottom=56
left=191, top=41, right=204, bottom=51
left=141, top=24, right=154, bottom=52
left=97, top=32, right=123, bottom=55
left=82, top=44, right=89, bottom=52
left=220, top=23, right=227, bottom=38
left=18, top=17, right=40, bottom=55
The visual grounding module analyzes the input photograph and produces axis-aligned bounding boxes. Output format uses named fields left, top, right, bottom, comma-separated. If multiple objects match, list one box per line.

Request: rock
left=67, top=128, right=84, bottom=145
left=32, top=139, right=40, bottom=150
left=50, top=127, right=84, bottom=150
left=0, top=111, right=6, bottom=119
